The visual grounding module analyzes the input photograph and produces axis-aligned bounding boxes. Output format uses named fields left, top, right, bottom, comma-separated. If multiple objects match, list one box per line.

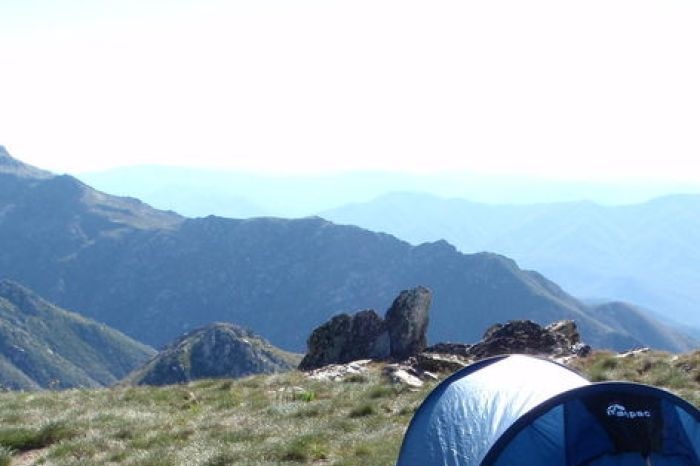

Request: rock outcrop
left=298, top=310, right=389, bottom=371
left=467, top=319, right=587, bottom=359
left=125, top=323, right=301, bottom=386
left=385, top=286, right=431, bottom=360
left=299, top=287, right=432, bottom=370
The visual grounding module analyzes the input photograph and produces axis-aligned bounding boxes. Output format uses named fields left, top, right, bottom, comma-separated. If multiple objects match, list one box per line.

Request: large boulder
left=299, top=287, right=433, bottom=370
left=298, top=310, right=389, bottom=370
left=385, top=286, right=432, bottom=360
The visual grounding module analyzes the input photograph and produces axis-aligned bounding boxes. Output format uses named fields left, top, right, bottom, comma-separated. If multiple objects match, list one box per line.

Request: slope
left=0, top=280, right=156, bottom=390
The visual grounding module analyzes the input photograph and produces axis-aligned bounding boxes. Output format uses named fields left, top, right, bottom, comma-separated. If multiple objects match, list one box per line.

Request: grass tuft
left=0, top=421, right=76, bottom=452
left=279, top=434, right=329, bottom=462
left=349, top=403, right=376, bottom=418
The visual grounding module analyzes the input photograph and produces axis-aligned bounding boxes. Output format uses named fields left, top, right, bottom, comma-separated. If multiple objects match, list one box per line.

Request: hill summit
left=125, top=323, right=301, bottom=386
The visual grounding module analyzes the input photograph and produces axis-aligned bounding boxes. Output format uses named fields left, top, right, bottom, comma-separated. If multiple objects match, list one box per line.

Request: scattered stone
left=383, top=364, right=424, bottom=388
left=414, top=353, right=469, bottom=373
left=617, top=347, right=651, bottom=358
left=388, top=368, right=424, bottom=388
left=306, top=359, right=372, bottom=382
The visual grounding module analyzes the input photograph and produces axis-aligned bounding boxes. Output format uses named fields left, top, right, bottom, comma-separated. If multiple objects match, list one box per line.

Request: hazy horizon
left=74, top=162, right=700, bottom=219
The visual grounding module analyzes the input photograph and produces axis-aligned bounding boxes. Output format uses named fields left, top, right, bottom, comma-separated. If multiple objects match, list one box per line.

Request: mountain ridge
left=0, top=147, right=694, bottom=354
left=321, top=191, right=700, bottom=329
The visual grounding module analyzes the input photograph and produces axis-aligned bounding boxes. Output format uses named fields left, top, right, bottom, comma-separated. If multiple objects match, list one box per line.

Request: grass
left=0, top=446, right=11, bottom=466
left=0, top=351, right=697, bottom=465
left=0, top=421, right=76, bottom=452
left=568, top=350, right=700, bottom=406
left=0, top=363, right=431, bottom=466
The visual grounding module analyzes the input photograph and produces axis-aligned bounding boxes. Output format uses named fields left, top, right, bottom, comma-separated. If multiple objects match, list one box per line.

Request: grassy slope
left=0, top=352, right=698, bottom=466
left=0, top=281, right=156, bottom=390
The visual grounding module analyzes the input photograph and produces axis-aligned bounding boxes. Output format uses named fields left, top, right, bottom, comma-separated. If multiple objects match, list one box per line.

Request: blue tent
left=396, top=354, right=700, bottom=466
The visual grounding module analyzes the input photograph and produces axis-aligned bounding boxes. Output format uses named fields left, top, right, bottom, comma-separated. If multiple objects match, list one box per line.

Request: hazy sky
left=1, top=0, right=698, bottom=180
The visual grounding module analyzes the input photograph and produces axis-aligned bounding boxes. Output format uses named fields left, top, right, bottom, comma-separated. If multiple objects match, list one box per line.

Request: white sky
left=1, top=0, right=699, bottom=180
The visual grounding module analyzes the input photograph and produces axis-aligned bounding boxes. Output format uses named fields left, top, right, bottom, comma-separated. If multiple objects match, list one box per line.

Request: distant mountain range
left=77, top=164, right=700, bottom=333
left=77, top=164, right=700, bottom=219
left=0, top=146, right=695, bottom=354
left=0, top=280, right=155, bottom=390
left=321, top=192, right=700, bottom=331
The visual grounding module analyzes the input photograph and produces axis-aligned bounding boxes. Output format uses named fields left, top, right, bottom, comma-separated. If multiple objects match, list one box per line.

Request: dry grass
left=0, top=364, right=432, bottom=466
left=0, top=351, right=698, bottom=465
left=569, top=349, right=700, bottom=406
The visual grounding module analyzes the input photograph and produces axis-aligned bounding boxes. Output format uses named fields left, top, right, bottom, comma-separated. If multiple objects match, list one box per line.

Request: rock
left=383, top=364, right=425, bottom=388
left=414, top=353, right=469, bottom=373
left=546, top=320, right=581, bottom=347
left=386, top=368, right=423, bottom=388
left=424, top=342, right=472, bottom=357
left=616, top=347, right=651, bottom=358
left=298, top=310, right=388, bottom=370
left=299, top=287, right=432, bottom=371
left=125, top=323, right=299, bottom=386
left=574, top=343, right=592, bottom=357
left=306, top=359, right=372, bottom=382
left=385, top=286, right=432, bottom=360
left=467, top=319, right=584, bottom=359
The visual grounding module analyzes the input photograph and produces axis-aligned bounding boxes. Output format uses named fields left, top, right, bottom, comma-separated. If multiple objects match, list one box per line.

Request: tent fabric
left=396, top=354, right=700, bottom=466
left=396, top=355, right=590, bottom=466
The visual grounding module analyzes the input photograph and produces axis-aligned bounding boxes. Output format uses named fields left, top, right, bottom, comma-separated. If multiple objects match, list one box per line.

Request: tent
left=396, top=354, right=700, bottom=466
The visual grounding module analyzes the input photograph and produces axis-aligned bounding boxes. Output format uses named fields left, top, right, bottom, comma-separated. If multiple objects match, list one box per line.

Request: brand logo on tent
left=606, top=403, right=652, bottom=419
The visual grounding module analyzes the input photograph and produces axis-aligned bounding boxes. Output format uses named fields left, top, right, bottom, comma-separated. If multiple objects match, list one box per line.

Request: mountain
left=321, top=192, right=700, bottom=329
left=0, top=148, right=693, bottom=353
left=0, top=280, right=155, bottom=390
left=125, top=323, right=301, bottom=386
left=0, top=145, right=53, bottom=179
left=78, top=164, right=700, bottom=219
left=587, top=301, right=698, bottom=350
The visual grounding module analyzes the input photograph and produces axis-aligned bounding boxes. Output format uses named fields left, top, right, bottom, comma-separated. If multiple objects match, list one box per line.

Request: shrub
left=349, top=403, right=376, bottom=418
